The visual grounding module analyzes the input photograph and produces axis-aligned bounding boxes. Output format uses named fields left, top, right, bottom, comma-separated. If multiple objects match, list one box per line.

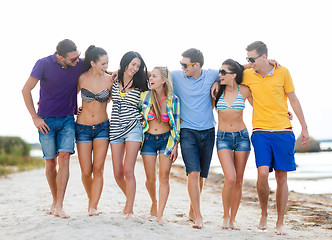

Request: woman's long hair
left=118, top=51, right=149, bottom=91
left=215, top=59, right=244, bottom=107
left=150, top=67, right=173, bottom=121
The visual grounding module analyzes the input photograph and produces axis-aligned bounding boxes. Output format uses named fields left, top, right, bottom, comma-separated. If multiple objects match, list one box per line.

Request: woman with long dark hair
left=109, top=51, right=149, bottom=218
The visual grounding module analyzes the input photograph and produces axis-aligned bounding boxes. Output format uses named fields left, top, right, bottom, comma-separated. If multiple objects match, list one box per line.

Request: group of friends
left=22, top=39, right=309, bottom=235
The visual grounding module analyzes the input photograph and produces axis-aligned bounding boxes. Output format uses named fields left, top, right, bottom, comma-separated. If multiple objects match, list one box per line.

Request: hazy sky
left=1, top=0, right=331, bottom=143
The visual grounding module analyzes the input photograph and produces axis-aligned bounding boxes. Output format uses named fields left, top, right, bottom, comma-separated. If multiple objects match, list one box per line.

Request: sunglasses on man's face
left=180, top=62, right=197, bottom=69
left=246, top=53, right=263, bottom=63
left=68, top=51, right=81, bottom=63
left=219, top=69, right=235, bottom=76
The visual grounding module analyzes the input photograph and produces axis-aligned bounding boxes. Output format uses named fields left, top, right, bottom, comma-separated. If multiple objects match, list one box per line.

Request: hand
left=111, top=70, right=118, bottom=82
left=33, top=117, right=50, bottom=134
left=268, top=59, right=281, bottom=69
left=169, top=146, right=178, bottom=163
left=77, top=106, right=82, bottom=115
left=301, top=128, right=309, bottom=146
left=287, top=111, right=293, bottom=120
left=211, top=81, right=220, bottom=100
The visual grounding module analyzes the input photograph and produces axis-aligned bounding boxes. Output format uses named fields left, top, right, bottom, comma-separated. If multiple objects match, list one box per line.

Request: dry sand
left=0, top=156, right=331, bottom=240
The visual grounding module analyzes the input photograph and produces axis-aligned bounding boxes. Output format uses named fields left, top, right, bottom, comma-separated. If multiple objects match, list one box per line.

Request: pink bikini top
left=147, top=92, right=170, bottom=122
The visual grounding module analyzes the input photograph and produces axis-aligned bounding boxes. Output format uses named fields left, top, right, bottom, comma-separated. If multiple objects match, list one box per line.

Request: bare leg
left=142, top=154, right=157, bottom=216
left=188, top=177, right=203, bottom=222
left=217, top=149, right=235, bottom=229
left=89, top=140, right=108, bottom=216
left=275, top=170, right=288, bottom=235
left=123, top=141, right=141, bottom=215
left=229, top=151, right=249, bottom=230
left=77, top=142, right=93, bottom=211
left=256, top=166, right=270, bottom=230
left=111, top=143, right=126, bottom=195
left=156, top=153, right=172, bottom=223
left=54, top=152, right=70, bottom=219
left=188, top=171, right=203, bottom=229
left=45, top=158, right=57, bottom=215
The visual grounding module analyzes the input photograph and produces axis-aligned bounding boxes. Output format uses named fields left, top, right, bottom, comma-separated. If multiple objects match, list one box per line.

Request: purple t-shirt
left=30, top=53, right=87, bottom=117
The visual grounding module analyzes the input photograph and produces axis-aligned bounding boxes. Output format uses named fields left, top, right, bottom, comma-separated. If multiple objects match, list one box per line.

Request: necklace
left=121, top=78, right=134, bottom=93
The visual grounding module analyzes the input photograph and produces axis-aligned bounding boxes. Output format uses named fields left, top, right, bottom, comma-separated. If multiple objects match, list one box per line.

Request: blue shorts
left=216, top=128, right=251, bottom=152
left=251, top=131, right=296, bottom=172
left=140, top=132, right=170, bottom=156
left=180, top=128, right=215, bottom=178
left=75, top=120, right=110, bottom=143
left=110, top=122, right=143, bottom=144
left=38, top=115, right=75, bottom=160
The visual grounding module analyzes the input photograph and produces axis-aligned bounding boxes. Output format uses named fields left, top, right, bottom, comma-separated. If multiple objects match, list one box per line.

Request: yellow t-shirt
left=242, top=66, right=295, bottom=130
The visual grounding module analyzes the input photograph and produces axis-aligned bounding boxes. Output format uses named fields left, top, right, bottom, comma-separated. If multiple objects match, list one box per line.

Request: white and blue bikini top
left=216, top=85, right=245, bottom=111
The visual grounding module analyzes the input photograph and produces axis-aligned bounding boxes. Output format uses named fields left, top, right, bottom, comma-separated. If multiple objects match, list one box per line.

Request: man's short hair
left=56, top=39, right=77, bottom=57
left=182, top=48, right=204, bottom=67
left=246, top=41, right=268, bottom=57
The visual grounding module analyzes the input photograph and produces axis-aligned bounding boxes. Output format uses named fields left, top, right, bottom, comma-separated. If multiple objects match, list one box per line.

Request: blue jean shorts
left=110, top=122, right=143, bottom=144
left=216, top=128, right=251, bottom=152
left=251, top=131, right=296, bottom=172
left=180, top=128, right=215, bottom=178
left=140, top=132, right=170, bottom=156
left=75, top=120, right=110, bottom=143
left=38, top=115, right=75, bottom=160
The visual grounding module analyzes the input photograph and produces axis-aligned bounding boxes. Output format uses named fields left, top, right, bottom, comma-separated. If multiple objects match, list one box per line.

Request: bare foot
left=54, top=209, right=70, bottom=219
left=150, top=202, right=157, bottom=216
left=125, top=213, right=135, bottom=219
left=88, top=208, right=101, bottom=216
left=188, top=209, right=195, bottom=222
left=258, top=216, right=267, bottom=230
left=157, top=217, right=168, bottom=225
left=46, top=204, right=56, bottom=215
left=229, top=220, right=240, bottom=231
left=276, top=224, right=287, bottom=235
left=192, top=217, right=203, bottom=229
left=222, top=217, right=230, bottom=229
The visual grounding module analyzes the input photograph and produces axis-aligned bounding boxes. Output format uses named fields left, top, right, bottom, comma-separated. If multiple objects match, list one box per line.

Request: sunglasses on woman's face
left=219, top=69, right=235, bottom=76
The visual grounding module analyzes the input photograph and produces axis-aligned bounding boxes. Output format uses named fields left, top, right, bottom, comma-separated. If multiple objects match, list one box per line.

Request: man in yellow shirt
left=242, top=41, right=309, bottom=235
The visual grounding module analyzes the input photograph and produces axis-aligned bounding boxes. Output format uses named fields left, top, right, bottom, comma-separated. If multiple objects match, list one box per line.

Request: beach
left=0, top=156, right=331, bottom=240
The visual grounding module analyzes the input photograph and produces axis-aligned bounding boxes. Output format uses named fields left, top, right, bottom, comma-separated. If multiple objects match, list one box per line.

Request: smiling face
left=149, top=68, right=165, bottom=91
left=61, top=50, right=81, bottom=67
left=219, top=65, right=236, bottom=85
left=247, top=50, right=265, bottom=72
left=180, top=57, right=198, bottom=77
left=91, top=54, right=108, bottom=74
left=125, top=57, right=141, bottom=78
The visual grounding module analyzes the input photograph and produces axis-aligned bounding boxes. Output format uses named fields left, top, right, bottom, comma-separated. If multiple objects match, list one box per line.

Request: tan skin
left=247, top=50, right=309, bottom=235
left=21, top=51, right=81, bottom=219
left=110, top=57, right=142, bottom=218
left=142, top=68, right=178, bottom=224
left=76, top=54, right=112, bottom=216
left=212, top=64, right=253, bottom=230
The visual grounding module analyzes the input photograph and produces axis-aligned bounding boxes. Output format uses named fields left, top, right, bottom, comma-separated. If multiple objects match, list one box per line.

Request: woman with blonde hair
left=140, top=66, right=180, bottom=223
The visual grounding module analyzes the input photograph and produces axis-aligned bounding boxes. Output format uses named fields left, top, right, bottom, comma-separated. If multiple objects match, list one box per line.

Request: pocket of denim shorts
left=240, top=129, right=249, bottom=139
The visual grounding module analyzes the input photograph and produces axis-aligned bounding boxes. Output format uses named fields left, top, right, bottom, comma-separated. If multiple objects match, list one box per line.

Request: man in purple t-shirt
left=22, top=39, right=87, bottom=218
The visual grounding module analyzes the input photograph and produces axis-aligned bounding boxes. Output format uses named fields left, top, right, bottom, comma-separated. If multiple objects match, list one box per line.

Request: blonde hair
left=150, top=66, right=173, bottom=121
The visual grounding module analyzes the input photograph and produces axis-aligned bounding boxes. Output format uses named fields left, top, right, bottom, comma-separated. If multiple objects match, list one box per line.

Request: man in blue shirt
left=22, top=39, right=87, bottom=218
left=171, top=48, right=219, bottom=229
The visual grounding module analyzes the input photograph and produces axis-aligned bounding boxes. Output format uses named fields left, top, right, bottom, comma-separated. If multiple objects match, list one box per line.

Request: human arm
left=286, top=91, right=309, bottom=145
left=169, top=141, right=178, bottom=163
left=22, top=76, right=50, bottom=134
left=211, top=81, right=220, bottom=100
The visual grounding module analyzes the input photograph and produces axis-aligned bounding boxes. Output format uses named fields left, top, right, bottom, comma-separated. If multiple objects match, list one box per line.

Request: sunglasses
left=246, top=53, right=263, bottom=63
left=219, top=69, right=235, bottom=76
left=69, top=51, right=81, bottom=63
left=180, top=62, right=197, bottom=69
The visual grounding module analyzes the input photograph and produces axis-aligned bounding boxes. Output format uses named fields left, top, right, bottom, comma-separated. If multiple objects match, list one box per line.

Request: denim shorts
left=251, top=131, right=296, bottom=172
left=75, top=120, right=110, bottom=143
left=140, top=132, right=170, bottom=156
left=180, top=127, right=215, bottom=178
left=216, top=128, right=251, bottom=152
left=110, top=122, right=143, bottom=144
left=38, top=115, right=75, bottom=160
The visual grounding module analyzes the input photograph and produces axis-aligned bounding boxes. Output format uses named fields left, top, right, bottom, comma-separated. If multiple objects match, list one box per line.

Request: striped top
left=140, top=91, right=180, bottom=156
left=109, top=81, right=142, bottom=141
left=216, top=85, right=245, bottom=111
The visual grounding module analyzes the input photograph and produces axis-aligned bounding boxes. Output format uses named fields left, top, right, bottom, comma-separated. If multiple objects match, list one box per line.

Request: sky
left=1, top=0, right=331, bottom=143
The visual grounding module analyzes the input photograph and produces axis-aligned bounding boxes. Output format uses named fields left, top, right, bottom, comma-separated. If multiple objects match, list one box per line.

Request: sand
left=0, top=156, right=331, bottom=240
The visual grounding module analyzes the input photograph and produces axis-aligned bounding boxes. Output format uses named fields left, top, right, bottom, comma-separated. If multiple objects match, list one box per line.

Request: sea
left=30, top=143, right=332, bottom=196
